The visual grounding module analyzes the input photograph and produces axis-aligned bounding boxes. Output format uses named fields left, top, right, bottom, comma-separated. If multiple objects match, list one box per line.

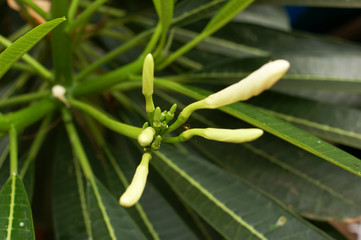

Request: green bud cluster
left=138, top=103, right=177, bottom=151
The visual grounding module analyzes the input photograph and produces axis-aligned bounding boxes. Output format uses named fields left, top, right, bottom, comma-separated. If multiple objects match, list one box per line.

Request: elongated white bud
left=137, top=127, right=156, bottom=147
left=119, top=153, right=151, bottom=207
left=52, top=85, right=69, bottom=107
left=182, top=128, right=263, bottom=143
left=204, top=60, right=290, bottom=108
left=142, top=53, right=155, bottom=113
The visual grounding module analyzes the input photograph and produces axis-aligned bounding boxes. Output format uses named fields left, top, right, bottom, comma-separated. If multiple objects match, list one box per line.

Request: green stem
left=20, top=114, right=53, bottom=178
left=68, top=98, right=142, bottom=139
left=0, top=91, right=49, bottom=109
left=0, top=97, right=57, bottom=132
left=79, top=1, right=126, bottom=18
left=73, top=155, right=93, bottom=238
left=61, top=107, right=94, bottom=179
left=75, top=30, right=151, bottom=82
left=67, top=0, right=108, bottom=34
left=72, top=59, right=143, bottom=97
left=141, top=23, right=162, bottom=58
left=0, top=35, right=53, bottom=81
left=9, top=125, right=18, bottom=175
left=51, top=0, right=72, bottom=85
left=68, top=0, right=80, bottom=22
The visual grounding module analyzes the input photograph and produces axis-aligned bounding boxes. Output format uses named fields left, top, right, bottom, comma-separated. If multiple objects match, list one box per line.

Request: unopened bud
left=182, top=128, right=263, bottom=143
left=137, top=127, right=156, bottom=147
left=142, top=54, right=155, bottom=113
left=151, top=135, right=162, bottom=150
left=52, top=85, right=69, bottom=107
left=204, top=60, right=290, bottom=108
left=119, top=153, right=151, bottom=207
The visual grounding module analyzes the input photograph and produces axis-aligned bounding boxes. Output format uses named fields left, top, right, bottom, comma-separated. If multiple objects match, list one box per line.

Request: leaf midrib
left=6, top=175, right=16, bottom=240
left=155, top=151, right=267, bottom=240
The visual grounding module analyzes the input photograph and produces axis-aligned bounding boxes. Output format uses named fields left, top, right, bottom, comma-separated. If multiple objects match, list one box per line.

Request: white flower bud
left=142, top=54, right=154, bottom=97
left=182, top=128, right=263, bottom=143
left=142, top=53, right=155, bottom=113
left=137, top=127, right=156, bottom=147
left=204, top=60, right=290, bottom=108
left=51, top=85, right=69, bottom=107
left=119, top=153, right=151, bottom=207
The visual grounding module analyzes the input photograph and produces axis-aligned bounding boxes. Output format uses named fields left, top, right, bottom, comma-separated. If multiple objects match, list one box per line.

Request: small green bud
left=153, top=107, right=162, bottom=123
left=142, top=122, right=149, bottom=129
left=169, top=104, right=177, bottom=115
left=160, top=111, right=167, bottom=122
left=151, top=135, right=162, bottom=150
left=137, top=127, right=156, bottom=147
left=119, top=153, right=151, bottom=207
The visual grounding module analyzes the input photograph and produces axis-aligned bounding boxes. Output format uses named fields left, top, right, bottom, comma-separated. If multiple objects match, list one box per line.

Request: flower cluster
left=119, top=54, right=290, bottom=207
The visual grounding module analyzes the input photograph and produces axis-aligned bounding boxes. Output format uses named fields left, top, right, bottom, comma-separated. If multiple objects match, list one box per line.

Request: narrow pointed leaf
left=0, top=17, right=65, bottom=79
left=193, top=135, right=361, bottom=221
left=248, top=91, right=361, bottom=149
left=152, top=144, right=332, bottom=240
left=0, top=175, right=35, bottom=240
left=52, top=134, right=90, bottom=240
left=87, top=178, right=147, bottom=240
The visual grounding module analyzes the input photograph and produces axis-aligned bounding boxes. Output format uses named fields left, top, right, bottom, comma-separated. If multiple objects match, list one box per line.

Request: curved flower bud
left=203, top=60, right=290, bottom=108
left=166, top=60, right=289, bottom=134
left=181, top=128, right=263, bottom=143
left=119, top=153, right=151, bottom=207
left=204, top=60, right=289, bottom=108
left=142, top=53, right=155, bottom=113
left=52, top=85, right=69, bottom=107
left=137, top=127, right=156, bottom=147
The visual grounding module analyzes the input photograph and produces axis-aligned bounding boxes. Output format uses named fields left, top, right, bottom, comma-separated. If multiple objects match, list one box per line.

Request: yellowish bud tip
left=204, top=60, right=290, bottom=108
left=51, top=85, right=69, bottom=107
left=137, top=127, right=156, bottom=147
left=142, top=53, right=154, bottom=97
left=119, top=153, right=151, bottom=207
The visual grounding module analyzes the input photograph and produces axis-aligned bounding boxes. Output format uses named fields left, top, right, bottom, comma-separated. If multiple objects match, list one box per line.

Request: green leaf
left=155, top=80, right=361, bottom=177
left=87, top=178, right=147, bottom=240
left=52, top=133, right=90, bottom=240
left=0, top=17, right=66, bottom=79
left=248, top=91, right=361, bottom=149
left=256, top=0, right=361, bottom=8
left=0, top=175, right=35, bottom=240
left=206, top=22, right=361, bottom=92
left=158, top=0, right=254, bottom=69
left=172, top=0, right=226, bottom=28
left=152, top=144, right=333, bottom=239
left=193, top=134, right=361, bottom=221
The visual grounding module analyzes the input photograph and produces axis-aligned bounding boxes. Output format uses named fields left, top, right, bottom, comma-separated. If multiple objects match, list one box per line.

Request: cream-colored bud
left=51, top=85, right=69, bottom=107
left=137, top=127, right=156, bottom=147
left=182, top=128, right=263, bottom=143
left=204, top=60, right=290, bottom=108
left=119, top=153, right=151, bottom=207
left=142, top=53, right=154, bottom=97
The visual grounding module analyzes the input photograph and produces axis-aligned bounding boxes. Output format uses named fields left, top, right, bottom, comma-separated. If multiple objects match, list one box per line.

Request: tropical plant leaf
left=193, top=134, right=361, bottom=221
left=248, top=91, right=361, bottom=149
left=87, top=177, right=147, bottom=240
left=0, top=174, right=35, bottom=240
left=155, top=80, right=361, bottom=177
left=52, top=132, right=90, bottom=240
left=0, top=17, right=65, bottom=79
left=256, top=0, right=361, bottom=8
left=152, top=144, right=333, bottom=240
